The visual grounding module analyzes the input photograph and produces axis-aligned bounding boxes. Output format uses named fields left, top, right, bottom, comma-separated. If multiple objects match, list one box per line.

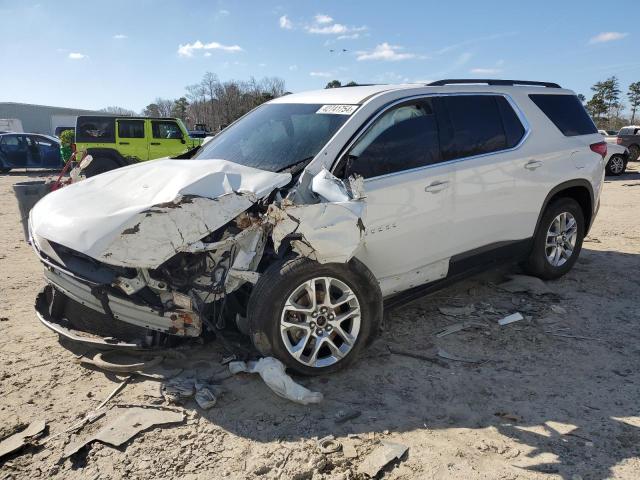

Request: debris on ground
left=161, top=377, right=196, bottom=404
left=335, top=409, right=362, bottom=424
left=438, top=305, right=475, bottom=317
left=495, top=412, right=521, bottom=422
left=545, top=332, right=604, bottom=341
left=342, top=438, right=360, bottom=458
left=78, top=352, right=163, bottom=374
left=229, top=357, right=323, bottom=405
left=498, top=312, right=524, bottom=326
left=0, top=420, right=46, bottom=459
left=194, top=383, right=226, bottom=410
left=550, top=305, right=568, bottom=314
left=357, top=441, right=408, bottom=477
left=317, top=435, right=341, bottom=454
left=498, top=274, right=552, bottom=296
left=434, top=321, right=485, bottom=337
left=64, top=406, right=184, bottom=457
left=387, top=346, right=449, bottom=368
left=437, top=348, right=483, bottom=364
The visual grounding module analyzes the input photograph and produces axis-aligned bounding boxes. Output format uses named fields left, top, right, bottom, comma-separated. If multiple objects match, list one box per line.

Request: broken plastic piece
left=0, top=420, right=46, bottom=459
left=434, top=321, right=485, bottom=337
left=64, top=406, right=184, bottom=457
left=498, top=312, right=524, bottom=326
left=229, top=357, right=323, bottom=405
left=498, top=275, right=552, bottom=296
left=357, top=441, right=408, bottom=477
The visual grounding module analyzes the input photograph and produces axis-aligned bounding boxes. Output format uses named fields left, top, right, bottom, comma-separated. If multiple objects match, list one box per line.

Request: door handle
left=524, top=160, right=543, bottom=170
left=425, top=180, right=449, bottom=193
left=119, top=142, right=130, bottom=145
left=150, top=142, right=161, bottom=145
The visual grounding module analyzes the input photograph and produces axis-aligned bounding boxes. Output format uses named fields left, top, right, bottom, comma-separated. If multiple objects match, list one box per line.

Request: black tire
left=247, top=256, right=383, bottom=376
left=0, top=167, right=10, bottom=173
left=605, top=154, right=627, bottom=176
left=524, top=197, right=585, bottom=280
left=628, top=144, right=640, bottom=161
left=83, top=156, right=120, bottom=177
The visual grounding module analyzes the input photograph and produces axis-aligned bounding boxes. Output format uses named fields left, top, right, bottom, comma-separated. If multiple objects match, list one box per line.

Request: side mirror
left=79, top=154, right=93, bottom=171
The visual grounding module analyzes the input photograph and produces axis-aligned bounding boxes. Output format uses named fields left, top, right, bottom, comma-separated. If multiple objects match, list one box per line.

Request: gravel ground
left=1, top=164, right=639, bottom=480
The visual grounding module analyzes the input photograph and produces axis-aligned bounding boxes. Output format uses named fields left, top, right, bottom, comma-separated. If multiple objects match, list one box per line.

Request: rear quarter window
left=76, top=117, right=116, bottom=143
left=529, top=94, right=597, bottom=137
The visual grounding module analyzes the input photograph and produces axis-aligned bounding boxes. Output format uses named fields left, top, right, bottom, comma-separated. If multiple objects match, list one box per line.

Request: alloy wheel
left=280, top=276, right=361, bottom=368
left=545, top=212, right=578, bottom=267
left=609, top=156, right=625, bottom=174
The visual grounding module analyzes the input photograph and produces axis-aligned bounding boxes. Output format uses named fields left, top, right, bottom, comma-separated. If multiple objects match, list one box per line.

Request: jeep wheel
left=525, top=197, right=585, bottom=280
left=605, top=154, right=626, bottom=176
left=629, top=145, right=640, bottom=161
left=247, top=257, right=382, bottom=375
left=83, top=156, right=120, bottom=177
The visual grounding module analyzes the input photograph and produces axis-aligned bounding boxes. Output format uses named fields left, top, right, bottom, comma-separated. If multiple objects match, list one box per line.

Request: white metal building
left=0, top=102, right=104, bottom=135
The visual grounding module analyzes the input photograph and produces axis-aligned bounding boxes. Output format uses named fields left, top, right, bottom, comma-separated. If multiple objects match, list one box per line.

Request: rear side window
left=345, top=100, right=441, bottom=178
left=118, top=120, right=145, bottom=139
left=76, top=117, right=115, bottom=143
left=152, top=121, right=182, bottom=139
left=435, top=95, right=518, bottom=161
left=529, top=94, right=597, bottom=136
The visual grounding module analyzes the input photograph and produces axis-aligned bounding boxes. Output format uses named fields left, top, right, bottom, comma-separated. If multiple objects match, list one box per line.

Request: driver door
left=338, top=99, right=456, bottom=296
left=149, top=120, right=186, bottom=160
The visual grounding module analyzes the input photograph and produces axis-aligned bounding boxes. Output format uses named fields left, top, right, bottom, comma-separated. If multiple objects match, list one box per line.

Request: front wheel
left=247, top=257, right=382, bottom=375
left=605, top=154, right=626, bottom=176
left=628, top=145, right=640, bottom=161
left=524, top=197, right=585, bottom=280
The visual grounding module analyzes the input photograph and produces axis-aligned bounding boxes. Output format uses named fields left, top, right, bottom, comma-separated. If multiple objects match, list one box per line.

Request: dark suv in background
left=617, top=126, right=640, bottom=160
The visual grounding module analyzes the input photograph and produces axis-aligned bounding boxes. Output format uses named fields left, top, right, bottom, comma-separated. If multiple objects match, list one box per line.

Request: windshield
left=192, top=103, right=352, bottom=172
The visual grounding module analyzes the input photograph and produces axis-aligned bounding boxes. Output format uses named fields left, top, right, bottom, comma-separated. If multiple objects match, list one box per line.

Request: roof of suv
left=270, top=81, right=574, bottom=105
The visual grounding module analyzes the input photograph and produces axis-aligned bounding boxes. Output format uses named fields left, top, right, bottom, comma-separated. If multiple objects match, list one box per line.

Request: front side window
left=118, top=120, right=145, bottom=139
left=344, top=100, right=441, bottom=179
left=435, top=95, right=513, bottom=161
left=152, top=121, right=183, bottom=139
left=192, top=104, right=350, bottom=172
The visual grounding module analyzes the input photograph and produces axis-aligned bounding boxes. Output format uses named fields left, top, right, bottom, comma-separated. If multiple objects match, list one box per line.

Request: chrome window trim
left=330, top=92, right=531, bottom=182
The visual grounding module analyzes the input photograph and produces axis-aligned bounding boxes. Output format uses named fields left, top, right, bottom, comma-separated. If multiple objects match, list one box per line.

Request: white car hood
left=30, top=159, right=291, bottom=268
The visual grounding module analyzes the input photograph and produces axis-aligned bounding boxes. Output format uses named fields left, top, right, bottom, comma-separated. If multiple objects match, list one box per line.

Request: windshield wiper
left=278, top=156, right=314, bottom=175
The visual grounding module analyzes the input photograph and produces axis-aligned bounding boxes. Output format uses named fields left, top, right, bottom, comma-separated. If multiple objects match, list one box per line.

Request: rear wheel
left=83, top=156, right=120, bottom=177
left=629, top=144, right=640, bottom=161
left=524, top=197, right=585, bottom=280
left=247, top=257, right=382, bottom=375
left=605, top=154, right=626, bottom=176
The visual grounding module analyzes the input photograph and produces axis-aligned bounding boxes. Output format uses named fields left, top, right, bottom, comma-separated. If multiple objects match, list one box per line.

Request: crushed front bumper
left=36, top=265, right=202, bottom=346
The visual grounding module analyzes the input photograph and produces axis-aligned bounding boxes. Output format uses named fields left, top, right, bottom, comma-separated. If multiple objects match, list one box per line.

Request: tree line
left=102, top=73, right=288, bottom=132
left=582, top=77, right=640, bottom=130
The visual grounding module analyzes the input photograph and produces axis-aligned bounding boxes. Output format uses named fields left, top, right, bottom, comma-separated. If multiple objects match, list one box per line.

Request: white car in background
left=30, top=79, right=606, bottom=374
left=604, top=143, right=629, bottom=176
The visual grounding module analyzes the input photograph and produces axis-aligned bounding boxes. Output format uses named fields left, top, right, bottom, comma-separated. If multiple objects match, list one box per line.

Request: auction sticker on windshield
left=316, top=105, right=358, bottom=115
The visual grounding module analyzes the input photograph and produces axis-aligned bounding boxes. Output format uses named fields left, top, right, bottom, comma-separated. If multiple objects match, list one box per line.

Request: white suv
left=30, top=79, right=606, bottom=375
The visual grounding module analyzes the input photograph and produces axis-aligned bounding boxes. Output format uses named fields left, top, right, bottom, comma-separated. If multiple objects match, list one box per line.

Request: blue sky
left=1, top=0, right=638, bottom=113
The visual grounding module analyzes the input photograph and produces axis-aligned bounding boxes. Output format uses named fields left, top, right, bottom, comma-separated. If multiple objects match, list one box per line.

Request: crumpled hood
left=30, top=159, right=291, bottom=268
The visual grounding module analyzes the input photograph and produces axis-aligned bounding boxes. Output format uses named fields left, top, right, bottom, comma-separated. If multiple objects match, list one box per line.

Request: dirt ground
left=1, top=164, right=639, bottom=480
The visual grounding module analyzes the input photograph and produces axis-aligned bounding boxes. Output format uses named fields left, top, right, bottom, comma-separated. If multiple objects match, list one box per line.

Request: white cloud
left=279, top=15, right=293, bottom=29
left=177, top=40, right=243, bottom=57
left=310, top=71, right=332, bottom=77
left=337, top=33, right=361, bottom=40
left=219, top=9, right=230, bottom=15
left=68, top=52, right=87, bottom=60
left=589, top=32, right=628, bottom=44
left=315, top=14, right=333, bottom=24
left=470, top=67, right=502, bottom=74
left=289, top=65, right=298, bottom=71
left=308, top=23, right=366, bottom=35
left=356, top=43, right=419, bottom=61
left=113, top=34, right=127, bottom=40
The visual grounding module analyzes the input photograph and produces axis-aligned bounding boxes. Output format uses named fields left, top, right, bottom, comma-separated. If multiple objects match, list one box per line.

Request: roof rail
left=427, top=79, right=561, bottom=88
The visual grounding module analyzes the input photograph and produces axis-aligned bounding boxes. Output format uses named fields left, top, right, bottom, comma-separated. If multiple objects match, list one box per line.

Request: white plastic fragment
left=229, top=357, right=323, bottom=405
left=498, top=312, right=524, bottom=326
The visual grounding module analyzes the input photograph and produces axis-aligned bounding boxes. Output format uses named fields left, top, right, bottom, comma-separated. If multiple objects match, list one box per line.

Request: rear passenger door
left=149, top=120, right=186, bottom=160
left=339, top=99, right=456, bottom=295
left=434, top=94, right=529, bottom=254
left=116, top=119, right=148, bottom=162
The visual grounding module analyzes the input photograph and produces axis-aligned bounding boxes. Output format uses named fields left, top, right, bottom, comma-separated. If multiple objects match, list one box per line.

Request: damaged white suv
left=30, top=79, right=606, bottom=375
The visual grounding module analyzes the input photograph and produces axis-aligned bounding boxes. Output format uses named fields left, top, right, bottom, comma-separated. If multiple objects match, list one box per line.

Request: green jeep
left=74, top=116, right=202, bottom=176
